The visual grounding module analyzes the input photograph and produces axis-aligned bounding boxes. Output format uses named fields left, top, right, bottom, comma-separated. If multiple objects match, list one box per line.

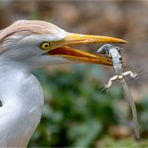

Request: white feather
left=0, top=62, right=44, bottom=147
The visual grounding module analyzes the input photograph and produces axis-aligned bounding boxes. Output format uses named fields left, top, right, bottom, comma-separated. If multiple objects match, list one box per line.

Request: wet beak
left=47, top=33, right=127, bottom=66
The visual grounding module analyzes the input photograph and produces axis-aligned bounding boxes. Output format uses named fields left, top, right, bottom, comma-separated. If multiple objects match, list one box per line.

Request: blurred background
left=1, top=0, right=148, bottom=147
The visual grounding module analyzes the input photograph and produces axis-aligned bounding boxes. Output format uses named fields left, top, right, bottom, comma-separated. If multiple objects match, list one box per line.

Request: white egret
left=0, top=20, right=127, bottom=147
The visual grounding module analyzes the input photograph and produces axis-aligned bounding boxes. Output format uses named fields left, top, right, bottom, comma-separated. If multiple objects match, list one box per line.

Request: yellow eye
left=40, top=42, right=51, bottom=50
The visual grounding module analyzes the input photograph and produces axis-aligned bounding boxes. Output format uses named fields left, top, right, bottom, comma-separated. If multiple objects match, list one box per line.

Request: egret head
left=0, top=20, right=127, bottom=67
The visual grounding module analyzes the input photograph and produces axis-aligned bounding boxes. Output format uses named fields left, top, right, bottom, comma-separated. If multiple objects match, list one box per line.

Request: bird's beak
left=64, top=33, right=127, bottom=45
left=47, top=33, right=127, bottom=66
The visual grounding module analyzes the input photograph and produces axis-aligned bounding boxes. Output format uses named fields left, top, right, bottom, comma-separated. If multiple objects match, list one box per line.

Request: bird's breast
left=0, top=62, right=44, bottom=146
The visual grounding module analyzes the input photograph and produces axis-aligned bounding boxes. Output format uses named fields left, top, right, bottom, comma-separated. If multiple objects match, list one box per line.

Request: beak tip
left=107, top=37, right=128, bottom=44
left=120, top=40, right=128, bottom=44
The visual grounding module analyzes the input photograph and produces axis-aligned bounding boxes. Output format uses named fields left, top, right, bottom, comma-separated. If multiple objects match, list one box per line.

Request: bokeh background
left=1, top=0, right=148, bottom=147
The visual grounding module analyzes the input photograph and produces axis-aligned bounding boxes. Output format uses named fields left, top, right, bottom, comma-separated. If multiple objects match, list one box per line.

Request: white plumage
left=0, top=62, right=43, bottom=146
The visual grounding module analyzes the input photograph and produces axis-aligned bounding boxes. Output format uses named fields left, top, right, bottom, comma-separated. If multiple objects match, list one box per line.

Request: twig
left=97, top=44, right=140, bottom=139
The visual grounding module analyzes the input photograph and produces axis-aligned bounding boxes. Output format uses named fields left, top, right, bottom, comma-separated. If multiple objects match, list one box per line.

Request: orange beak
left=47, top=33, right=127, bottom=66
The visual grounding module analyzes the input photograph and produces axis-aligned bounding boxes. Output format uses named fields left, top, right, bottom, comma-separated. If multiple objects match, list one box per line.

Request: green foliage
left=97, top=137, right=148, bottom=148
left=28, top=65, right=148, bottom=147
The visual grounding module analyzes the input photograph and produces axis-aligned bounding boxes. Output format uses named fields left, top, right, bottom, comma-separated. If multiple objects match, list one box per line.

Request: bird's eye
left=40, top=42, right=51, bottom=50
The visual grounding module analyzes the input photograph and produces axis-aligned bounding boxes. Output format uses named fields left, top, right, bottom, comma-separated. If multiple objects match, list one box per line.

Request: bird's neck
left=0, top=62, right=44, bottom=147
